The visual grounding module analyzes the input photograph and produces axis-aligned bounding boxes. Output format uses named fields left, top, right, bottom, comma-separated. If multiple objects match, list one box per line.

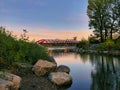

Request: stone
left=57, top=65, right=70, bottom=74
left=48, top=72, right=72, bottom=86
left=32, top=60, right=57, bottom=76
left=0, top=72, right=22, bottom=90
left=0, top=79, right=13, bottom=90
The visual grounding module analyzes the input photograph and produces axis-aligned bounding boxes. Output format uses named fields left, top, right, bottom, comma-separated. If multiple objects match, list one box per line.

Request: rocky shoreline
left=0, top=59, right=72, bottom=90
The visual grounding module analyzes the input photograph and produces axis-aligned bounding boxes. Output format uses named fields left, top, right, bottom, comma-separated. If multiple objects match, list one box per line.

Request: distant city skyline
left=0, top=0, right=92, bottom=40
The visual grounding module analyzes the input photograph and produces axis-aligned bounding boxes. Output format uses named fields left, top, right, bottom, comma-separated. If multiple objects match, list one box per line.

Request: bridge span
left=37, top=39, right=78, bottom=52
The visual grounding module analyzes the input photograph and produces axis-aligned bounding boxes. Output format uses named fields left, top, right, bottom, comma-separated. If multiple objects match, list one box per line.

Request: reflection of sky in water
left=52, top=52, right=94, bottom=90
left=69, top=64, right=93, bottom=90
left=51, top=52, right=120, bottom=90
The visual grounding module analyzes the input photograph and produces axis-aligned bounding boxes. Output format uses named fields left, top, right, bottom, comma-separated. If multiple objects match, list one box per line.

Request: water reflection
left=50, top=52, right=120, bottom=90
left=90, top=54, right=120, bottom=90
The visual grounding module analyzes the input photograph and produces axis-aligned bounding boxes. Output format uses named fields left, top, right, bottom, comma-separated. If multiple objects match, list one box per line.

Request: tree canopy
left=87, top=0, right=120, bottom=42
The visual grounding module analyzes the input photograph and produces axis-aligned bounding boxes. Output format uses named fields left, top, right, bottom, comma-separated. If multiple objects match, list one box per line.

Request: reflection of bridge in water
left=47, top=46, right=76, bottom=50
left=47, top=46, right=77, bottom=56
left=47, top=46, right=76, bottom=56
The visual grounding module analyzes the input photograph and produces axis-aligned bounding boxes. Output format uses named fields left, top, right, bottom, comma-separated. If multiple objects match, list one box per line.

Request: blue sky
left=0, top=0, right=90, bottom=40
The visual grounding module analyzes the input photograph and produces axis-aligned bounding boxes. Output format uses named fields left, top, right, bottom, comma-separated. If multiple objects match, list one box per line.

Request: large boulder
left=57, top=65, right=70, bottom=74
left=0, top=72, right=22, bottom=90
left=32, top=60, right=57, bottom=76
left=0, top=79, right=13, bottom=90
left=48, top=72, right=72, bottom=86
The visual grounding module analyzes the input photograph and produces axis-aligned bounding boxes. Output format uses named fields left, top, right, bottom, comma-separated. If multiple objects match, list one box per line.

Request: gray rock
left=57, top=65, right=70, bottom=74
left=32, top=60, right=57, bottom=76
left=0, top=72, right=22, bottom=90
left=0, top=79, right=13, bottom=90
left=49, top=72, right=72, bottom=86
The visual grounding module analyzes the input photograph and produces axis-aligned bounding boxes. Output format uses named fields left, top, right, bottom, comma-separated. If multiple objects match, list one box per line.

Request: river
left=51, top=52, right=120, bottom=90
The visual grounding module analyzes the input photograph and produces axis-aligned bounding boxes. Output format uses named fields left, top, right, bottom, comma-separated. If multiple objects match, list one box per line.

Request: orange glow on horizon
left=11, top=29, right=92, bottom=41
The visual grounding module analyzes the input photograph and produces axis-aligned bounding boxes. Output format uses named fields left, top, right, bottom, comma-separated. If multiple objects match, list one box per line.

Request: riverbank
left=0, top=28, right=68, bottom=90
left=76, top=48, right=120, bottom=56
left=0, top=28, right=73, bottom=90
left=13, top=70, right=58, bottom=90
left=0, top=59, right=72, bottom=90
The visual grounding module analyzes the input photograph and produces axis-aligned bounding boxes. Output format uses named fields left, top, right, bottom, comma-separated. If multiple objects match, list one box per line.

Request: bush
left=77, top=39, right=89, bottom=49
left=115, top=36, right=120, bottom=50
left=100, top=39, right=115, bottom=50
left=0, top=27, right=52, bottom=69
left=88, top=36, right=100, bottom=44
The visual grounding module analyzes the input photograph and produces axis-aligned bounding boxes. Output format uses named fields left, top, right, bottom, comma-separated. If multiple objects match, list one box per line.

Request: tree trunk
left=100, top=26, right=103, bottom=42
left=110, top=28, right=113, bottom=39
left=104, top=27, right=108, bottom=40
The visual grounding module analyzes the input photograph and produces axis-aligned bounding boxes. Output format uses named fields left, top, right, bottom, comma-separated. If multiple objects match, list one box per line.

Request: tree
left=87, top=0, right=120, bottom=42
left=107, top=0, right=120, bottom=39
left=87, top=0, right=108, bottom=42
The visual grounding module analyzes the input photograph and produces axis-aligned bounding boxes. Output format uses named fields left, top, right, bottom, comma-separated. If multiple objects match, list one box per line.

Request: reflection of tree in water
left=51, top=52, right=75, bottom=58
left=79, top=53, right=89, bottom=63
left=90, top=54, right=120, bottom=90
left=51, top=52, right=120, bottom=89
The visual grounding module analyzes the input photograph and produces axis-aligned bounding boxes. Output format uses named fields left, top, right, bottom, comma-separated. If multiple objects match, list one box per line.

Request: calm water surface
left=51, top=52, right=120, bottom=90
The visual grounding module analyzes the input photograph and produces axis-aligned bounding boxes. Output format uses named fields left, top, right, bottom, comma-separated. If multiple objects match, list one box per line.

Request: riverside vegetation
left=0, top=27, right=54, bottom=70
left=77, top=0, right=120, bottom=53
left=77, top=37, right=120, bottom=51
left=0, top=27, right=72, bottom=90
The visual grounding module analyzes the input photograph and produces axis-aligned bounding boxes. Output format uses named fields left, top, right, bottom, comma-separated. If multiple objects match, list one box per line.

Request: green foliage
left=100, top=39, right=115, bottom=50
left=89, top=35, right=100, bottom=44
left=90, top=37, right=120, bottom=50
left=114, top=36, right=120, bottom=50
left=115, top=36, right=120, bottom=44
left=87, top=0, right=120, bottom=42
left=98, top=37, right=120, bottom=50
left=77, top=39, right=89, bottom=49
left=0, top=27, right=52, bottom=69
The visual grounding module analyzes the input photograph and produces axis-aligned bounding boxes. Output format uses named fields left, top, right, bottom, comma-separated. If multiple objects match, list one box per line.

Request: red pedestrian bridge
left=36, top=39, right=79, bottom=45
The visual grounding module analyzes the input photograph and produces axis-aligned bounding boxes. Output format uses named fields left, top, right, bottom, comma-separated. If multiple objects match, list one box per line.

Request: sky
left=0, top=0, right=91, bottom=41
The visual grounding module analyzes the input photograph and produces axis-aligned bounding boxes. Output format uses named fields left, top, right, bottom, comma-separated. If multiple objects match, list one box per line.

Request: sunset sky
left=0, top=0, right=92, bottom=41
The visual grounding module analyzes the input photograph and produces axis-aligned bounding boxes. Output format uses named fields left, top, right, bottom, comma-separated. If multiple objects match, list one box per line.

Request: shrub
left=77, top=39, right=89, bottom=49
left=0, top=27, right=52, bottom=69
left=115, top=36, right=120, bottom=50
left=88, top=36, right=100, bottom=44
left=100, top=39, right=115, bottom=50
